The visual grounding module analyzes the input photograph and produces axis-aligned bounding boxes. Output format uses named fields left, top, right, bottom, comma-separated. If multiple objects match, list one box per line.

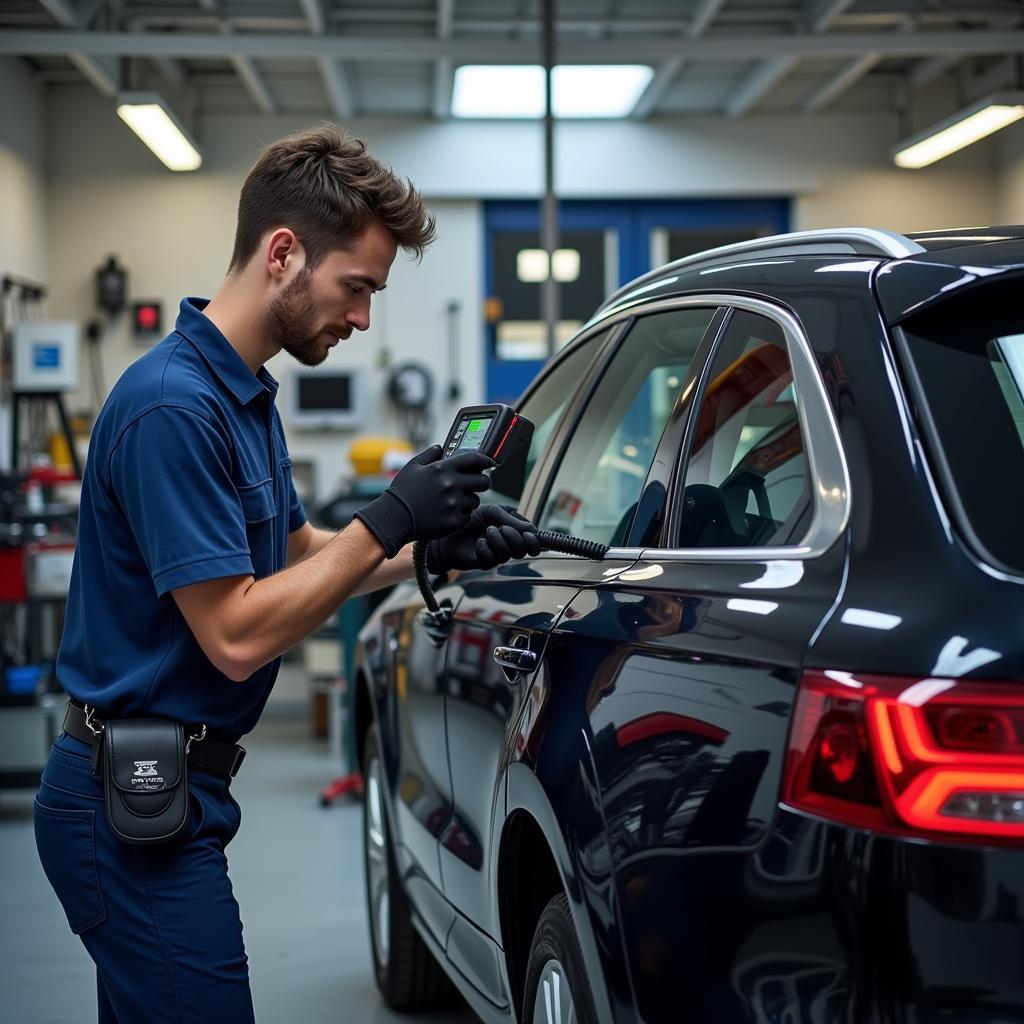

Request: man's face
left=267, top=219, right=398, bottom=367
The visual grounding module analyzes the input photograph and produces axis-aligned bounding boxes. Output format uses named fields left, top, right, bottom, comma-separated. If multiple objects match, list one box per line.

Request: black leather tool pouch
left=102, top=719, right=189, bottom=845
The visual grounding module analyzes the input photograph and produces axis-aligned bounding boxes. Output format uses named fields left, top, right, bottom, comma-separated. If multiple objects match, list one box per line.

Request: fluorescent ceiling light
left=454, top=66, right=544, bottom=118
left=554, top=66, right=654, bottom=118
left=116, top=92, right=202, bottom=171
left=894, top=92, right=1024, bottom=169
left=452, top=65, right=654, bottom=119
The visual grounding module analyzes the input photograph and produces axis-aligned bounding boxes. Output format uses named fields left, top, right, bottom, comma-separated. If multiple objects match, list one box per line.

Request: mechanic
left=33, top=124, right=541, bottom=1023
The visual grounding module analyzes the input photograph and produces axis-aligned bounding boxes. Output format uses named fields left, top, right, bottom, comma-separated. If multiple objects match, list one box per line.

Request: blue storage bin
left=5, top=664, right=45, bottom=695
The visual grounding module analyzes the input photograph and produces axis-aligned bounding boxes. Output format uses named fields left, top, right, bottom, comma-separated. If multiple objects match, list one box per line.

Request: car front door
left=436, top=305, right=724, bottom=1008
left=550, top=299, right=852, bottom=1023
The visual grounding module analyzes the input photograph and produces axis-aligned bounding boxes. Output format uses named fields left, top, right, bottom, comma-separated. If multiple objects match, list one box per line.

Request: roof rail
left=601, top=227, right=926, bottom=311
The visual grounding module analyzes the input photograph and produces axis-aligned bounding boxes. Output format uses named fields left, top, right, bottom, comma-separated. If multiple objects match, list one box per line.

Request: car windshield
left=898, top=297, right=1024, bottom=575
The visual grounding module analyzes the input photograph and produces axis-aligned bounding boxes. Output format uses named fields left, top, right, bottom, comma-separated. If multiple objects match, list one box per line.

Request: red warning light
left=133, top=301, right=162, bottom=336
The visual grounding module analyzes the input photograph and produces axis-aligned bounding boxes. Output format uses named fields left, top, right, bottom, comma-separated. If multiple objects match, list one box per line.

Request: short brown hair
left=229, top=124, right=437, bottom=272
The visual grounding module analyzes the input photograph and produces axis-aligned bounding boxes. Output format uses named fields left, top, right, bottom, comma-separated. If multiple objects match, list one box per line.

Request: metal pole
left=540, top=0, right=559, bottom=358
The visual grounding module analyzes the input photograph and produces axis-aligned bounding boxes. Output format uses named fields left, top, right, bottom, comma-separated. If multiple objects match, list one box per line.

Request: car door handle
left=493, top=646, right=538, bottom=673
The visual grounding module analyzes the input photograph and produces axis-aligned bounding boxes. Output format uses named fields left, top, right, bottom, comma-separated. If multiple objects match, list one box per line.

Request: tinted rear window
left=898, top=295, right=1024, bottom=575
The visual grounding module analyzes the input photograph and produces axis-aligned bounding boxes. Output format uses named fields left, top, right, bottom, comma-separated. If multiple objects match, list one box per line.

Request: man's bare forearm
left=230, top=519, right=386, bottom=673
left=351, top=544, right=417, bottom=596
left=294, top=526, right=417, bottom=597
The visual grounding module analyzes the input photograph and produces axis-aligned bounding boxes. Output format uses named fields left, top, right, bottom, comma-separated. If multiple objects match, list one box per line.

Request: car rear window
left=897, top=294, right=1024, bottom=575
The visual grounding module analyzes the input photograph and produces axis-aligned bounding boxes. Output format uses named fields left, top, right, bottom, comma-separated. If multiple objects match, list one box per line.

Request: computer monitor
left=287, top=367, right=364, bottom=430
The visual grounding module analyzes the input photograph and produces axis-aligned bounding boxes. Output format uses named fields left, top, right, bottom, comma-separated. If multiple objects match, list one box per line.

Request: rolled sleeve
left=108, top=405, right=254, bottom=597
left=287, top=474, right=307, bottom=534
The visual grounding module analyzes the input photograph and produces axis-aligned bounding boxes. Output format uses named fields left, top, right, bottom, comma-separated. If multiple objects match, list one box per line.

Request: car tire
left=362, top=723, right=458, bottom=1011
left=523, top=893, right=599, bottom=1024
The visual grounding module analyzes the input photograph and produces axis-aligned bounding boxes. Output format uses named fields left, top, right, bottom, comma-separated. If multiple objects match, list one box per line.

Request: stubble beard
left=267, top=268, right=330, bottom=367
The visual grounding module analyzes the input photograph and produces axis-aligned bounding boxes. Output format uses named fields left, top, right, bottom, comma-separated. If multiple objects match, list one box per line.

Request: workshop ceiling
left=3, top=1, right=1024, bottom=121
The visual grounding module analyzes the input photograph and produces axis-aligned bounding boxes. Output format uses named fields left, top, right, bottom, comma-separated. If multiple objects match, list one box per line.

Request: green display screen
left=454, top=414, right=493, bottom=451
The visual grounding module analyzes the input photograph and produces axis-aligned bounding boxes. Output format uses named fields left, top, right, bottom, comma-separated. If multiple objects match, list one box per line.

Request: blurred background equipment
left=0, top=466, right=77, bottom=790
left=387, top=361, right=434, bottom=446
left=0, top=276, right=80, bottom=791
left=95, top=255, right=127, bottom=314
left=313, top=435, right=412, bottom=807
left=288, top=365, right=365, bottom=431
left=132, top=300, right=162, bottom=343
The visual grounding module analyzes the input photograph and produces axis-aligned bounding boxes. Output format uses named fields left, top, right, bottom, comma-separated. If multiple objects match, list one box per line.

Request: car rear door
left=435, top=305, right=724, bottom=1008
left=551, top=298, right=852, bottom=1023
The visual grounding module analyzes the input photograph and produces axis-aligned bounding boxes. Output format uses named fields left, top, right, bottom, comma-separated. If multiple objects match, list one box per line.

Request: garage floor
left=0, top=698, right=477, bottom=1024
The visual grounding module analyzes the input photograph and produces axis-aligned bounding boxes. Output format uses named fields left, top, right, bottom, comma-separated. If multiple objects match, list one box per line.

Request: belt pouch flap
left=102, top=719, right=189, bottom=845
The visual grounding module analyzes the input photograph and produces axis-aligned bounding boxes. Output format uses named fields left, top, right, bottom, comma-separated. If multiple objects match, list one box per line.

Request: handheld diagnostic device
left=441, top=404, right=534, bottom=464
left=416, top=403, right=605, bottom=631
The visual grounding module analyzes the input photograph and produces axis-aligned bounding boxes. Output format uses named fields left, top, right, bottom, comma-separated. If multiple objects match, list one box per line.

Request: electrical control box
left=13, top=321, right=80, bottom=393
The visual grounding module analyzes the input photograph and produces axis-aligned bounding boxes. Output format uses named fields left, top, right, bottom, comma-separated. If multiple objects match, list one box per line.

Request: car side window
left=536, top=308, right=717, bottom=545
left=675, top=309, right=811, bottom=549
left=488, top=328, right=612, bottom=508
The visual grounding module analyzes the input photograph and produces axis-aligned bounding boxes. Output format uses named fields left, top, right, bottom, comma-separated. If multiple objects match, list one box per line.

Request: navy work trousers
left=34, top=732, right=256, bottom=1023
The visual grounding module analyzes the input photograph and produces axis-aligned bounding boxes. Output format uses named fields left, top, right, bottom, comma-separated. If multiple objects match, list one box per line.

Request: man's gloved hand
left=354, top=445, right=493, bottom=558
left=427, top=504, right=543, bottom=574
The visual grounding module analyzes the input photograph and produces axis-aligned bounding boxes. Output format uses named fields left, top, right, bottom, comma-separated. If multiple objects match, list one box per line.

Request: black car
left=354, top=226, right=1024, bottom=1024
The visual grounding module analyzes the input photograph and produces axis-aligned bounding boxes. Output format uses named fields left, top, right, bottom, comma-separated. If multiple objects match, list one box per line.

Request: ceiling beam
left=689, top=0, right=728, bottom=38
left=632, top=57, right=685, bottom=119
left=965, top=54, right=1017, bottom=99
left=909, top=54, right=960, bottom=91
left=432, top=0, right=455, bottom=119
left=319, top=57, right=354, bottom=120
left=69, top=52, right=119, bottom=95
left=802, top=52, right=881, bottom=111
left=299, top=0, right=354, bottom=123
left=727, top=56, right=799, bottom=116
left=4, top=29, right=1024, bottom=63
left=632, top=0, right=727, bottom=121
left=36, top=0, right=120, bottom=96
left=229, top=53, right=277, bottom=113
left=805, top=0, right=858, bottom=33
left=297, top=0, right=326, bottom=36
left=196, top=0, right=278, bottom=114
left=799, top=10, right=916, bottom=113
left=905, top=6, right=1022, bottom=94
left=433, top=59, right=453, bottom=119
left=152, top=54, right=186, bottom=92
left=726, top=0, right=861, bottom=118
left=437, top=0, right=455, bottom=39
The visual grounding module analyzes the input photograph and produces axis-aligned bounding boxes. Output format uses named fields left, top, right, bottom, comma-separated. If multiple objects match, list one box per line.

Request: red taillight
left=783, top=671, right=1024, bottom=843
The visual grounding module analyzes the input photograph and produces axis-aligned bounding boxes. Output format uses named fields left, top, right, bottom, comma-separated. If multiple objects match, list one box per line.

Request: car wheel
left=362, top=723, right=457, bottom=1010
left=523, top=893, right=599, bottom=1024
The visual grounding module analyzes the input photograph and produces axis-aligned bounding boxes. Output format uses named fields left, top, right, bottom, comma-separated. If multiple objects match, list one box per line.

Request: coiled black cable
left=413, top=532, right=609, bottom=614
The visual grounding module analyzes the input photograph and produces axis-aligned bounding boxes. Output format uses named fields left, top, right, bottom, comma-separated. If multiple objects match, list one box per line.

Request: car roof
left=595, top=225, right=1024, bottom=327
left=904, top=226, right=1024, bottom=252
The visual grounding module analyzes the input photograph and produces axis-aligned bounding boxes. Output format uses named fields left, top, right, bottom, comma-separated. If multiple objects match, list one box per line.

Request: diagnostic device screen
left=453, top=414, right=493, bottom=452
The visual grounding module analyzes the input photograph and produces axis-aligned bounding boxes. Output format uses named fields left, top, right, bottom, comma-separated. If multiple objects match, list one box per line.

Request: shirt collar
left=175, top=297, right=278, bottom=405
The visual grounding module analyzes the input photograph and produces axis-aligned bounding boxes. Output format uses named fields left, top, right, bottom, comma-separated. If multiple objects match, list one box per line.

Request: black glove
left=354, top=445, right=494, bottom=558
left=427, top=504, right=543, bottom=574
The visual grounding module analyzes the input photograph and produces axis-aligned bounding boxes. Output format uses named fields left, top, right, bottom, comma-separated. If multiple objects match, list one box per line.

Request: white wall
left=0, top=57, right=48, bottom=284
left=39, top=83, right=1001, bottom=502
left=995, top=122, right=1024, bottom=225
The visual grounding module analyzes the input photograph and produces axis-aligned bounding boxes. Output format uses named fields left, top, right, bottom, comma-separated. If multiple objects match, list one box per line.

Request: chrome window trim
left=599, top=227, right=923, bottom=313
left=517, top=319, right=631, bottom=518
left=534, top=293, right=851, bottom=564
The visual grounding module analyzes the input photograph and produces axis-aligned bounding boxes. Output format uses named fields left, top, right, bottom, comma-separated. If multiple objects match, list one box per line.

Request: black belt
left=63, top=701, right=246, bottom=780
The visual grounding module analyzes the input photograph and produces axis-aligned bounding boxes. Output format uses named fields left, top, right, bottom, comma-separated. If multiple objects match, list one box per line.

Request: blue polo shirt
left=57, top=298, right=307, bottom=741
